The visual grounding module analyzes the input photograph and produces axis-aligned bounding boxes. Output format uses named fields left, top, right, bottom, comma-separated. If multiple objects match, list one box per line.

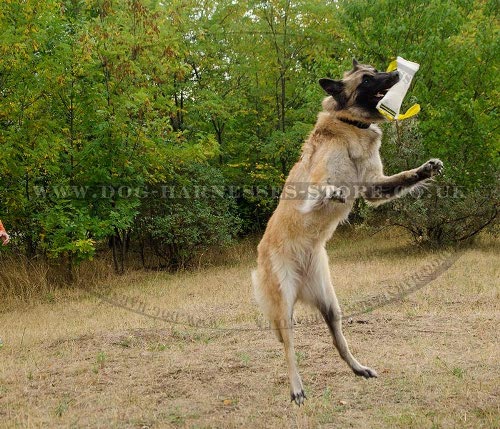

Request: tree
left=0, top=0, right=239, bottom=275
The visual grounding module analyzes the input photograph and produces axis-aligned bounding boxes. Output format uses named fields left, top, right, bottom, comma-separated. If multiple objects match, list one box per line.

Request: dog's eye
left=362, top=75, right=372, bottom=85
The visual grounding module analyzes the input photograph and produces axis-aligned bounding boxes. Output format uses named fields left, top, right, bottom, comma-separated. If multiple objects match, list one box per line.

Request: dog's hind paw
left=290, top=389, right=307, bottom=406
left=353, top=366, right=378, bottom=379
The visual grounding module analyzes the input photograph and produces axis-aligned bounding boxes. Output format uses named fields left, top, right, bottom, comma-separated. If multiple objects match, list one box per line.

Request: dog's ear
left=352, top=58, right=359, bottom=68
left=319, top=78, right=344, bottom=96
left=319, top=78, right=346, bottom=109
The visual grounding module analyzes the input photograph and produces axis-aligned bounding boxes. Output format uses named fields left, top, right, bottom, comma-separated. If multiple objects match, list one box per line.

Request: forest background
left=0, top=0, right=498, bottom=277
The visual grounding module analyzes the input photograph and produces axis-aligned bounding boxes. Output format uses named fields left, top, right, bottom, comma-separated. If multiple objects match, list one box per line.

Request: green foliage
left=40, top=202, right=97, bottom=262
left=0, top=0, right=497, bottom=277
left=0, top=0, right=236, bottom=269
left=137, top=163, right=240, bottom=270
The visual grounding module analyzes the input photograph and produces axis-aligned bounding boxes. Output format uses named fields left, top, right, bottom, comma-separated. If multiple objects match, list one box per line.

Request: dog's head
left=319, top=59, right=399, bottom=122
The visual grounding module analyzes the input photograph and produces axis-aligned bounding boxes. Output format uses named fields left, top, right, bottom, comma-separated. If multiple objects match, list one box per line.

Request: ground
left=0, top=230, right=499, bottom=428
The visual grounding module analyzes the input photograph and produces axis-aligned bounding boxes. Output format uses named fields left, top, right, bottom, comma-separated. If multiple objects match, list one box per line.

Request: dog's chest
left=346, top=133, right=381, bottom=179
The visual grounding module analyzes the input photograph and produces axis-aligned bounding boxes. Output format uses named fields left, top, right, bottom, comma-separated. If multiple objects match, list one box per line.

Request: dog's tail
left=251, top=269, right=263, bottom=312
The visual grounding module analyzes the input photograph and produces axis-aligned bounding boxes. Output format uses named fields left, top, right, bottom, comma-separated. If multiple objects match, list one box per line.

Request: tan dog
left=252, top=59, right=443, bottom=405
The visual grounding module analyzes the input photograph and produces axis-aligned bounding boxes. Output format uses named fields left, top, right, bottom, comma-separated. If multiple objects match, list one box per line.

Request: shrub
left=136, top=163, right=241, bottom=270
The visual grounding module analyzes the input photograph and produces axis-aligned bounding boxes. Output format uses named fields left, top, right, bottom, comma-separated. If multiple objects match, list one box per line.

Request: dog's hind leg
left=271, top=272, right=306, bottom=405
left=304, top=247, right=378, bottom=379
left=275, top=308, right=306, bottom=405
left=253, top=261, right=306, bottom=405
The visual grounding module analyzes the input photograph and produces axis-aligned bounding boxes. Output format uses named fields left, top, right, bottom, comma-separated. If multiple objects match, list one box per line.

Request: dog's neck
left=321, top=97, right=384, bottom=129
left=337, top=117, right=371, bottom=129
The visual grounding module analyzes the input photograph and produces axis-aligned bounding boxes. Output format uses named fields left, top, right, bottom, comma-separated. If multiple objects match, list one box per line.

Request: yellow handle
left=378, top=109, right=395, bottom=121
left=386, top=59, right=398, bottom=72
left=377, top=104, right=421, bottom=121
left=397, top=104, right=421, bottom=120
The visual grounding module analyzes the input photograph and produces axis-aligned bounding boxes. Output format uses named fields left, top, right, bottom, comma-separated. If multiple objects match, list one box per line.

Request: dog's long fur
left=252, top=60, right=443, bottom=405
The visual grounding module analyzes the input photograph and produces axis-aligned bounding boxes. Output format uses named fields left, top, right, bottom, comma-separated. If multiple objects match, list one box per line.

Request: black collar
left=338, top=117, right=371, bottom=129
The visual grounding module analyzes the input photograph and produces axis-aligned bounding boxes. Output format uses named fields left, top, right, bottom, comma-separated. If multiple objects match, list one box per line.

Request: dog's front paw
left=290, top=389, right=307, bottom=406
left=325, top=186, right=346, bottom=203
left=418, top=158, right=444, bottom=179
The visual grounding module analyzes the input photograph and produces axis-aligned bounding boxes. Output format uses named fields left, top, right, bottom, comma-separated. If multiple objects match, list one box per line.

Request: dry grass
left=0, top=237, right=258, bottom=308
left=0, top=229, right=498, bottom=428
left=0, top=253, right=116, bottom=306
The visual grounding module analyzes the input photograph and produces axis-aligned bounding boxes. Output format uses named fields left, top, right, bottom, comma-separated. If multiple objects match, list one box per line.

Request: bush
left=136, top=163, right=241, bottom=270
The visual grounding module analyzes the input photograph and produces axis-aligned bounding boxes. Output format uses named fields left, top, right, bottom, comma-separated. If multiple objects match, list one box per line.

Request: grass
left=0, top=236, right=259, bottom=307
left=0, top=228, right=498, bottom=428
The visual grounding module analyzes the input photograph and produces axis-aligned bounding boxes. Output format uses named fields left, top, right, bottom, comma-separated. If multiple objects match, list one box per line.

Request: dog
left=252, top=59, right=443, bottom=405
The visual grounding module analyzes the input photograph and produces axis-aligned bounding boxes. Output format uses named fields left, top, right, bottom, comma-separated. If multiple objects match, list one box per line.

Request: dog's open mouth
left=374, top=73, right=400, bottom=101
left=374, top=88, right=390, bottom=100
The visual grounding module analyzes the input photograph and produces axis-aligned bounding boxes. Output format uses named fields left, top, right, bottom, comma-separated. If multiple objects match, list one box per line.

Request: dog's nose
left=390, top=70, right=400, bottom=81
